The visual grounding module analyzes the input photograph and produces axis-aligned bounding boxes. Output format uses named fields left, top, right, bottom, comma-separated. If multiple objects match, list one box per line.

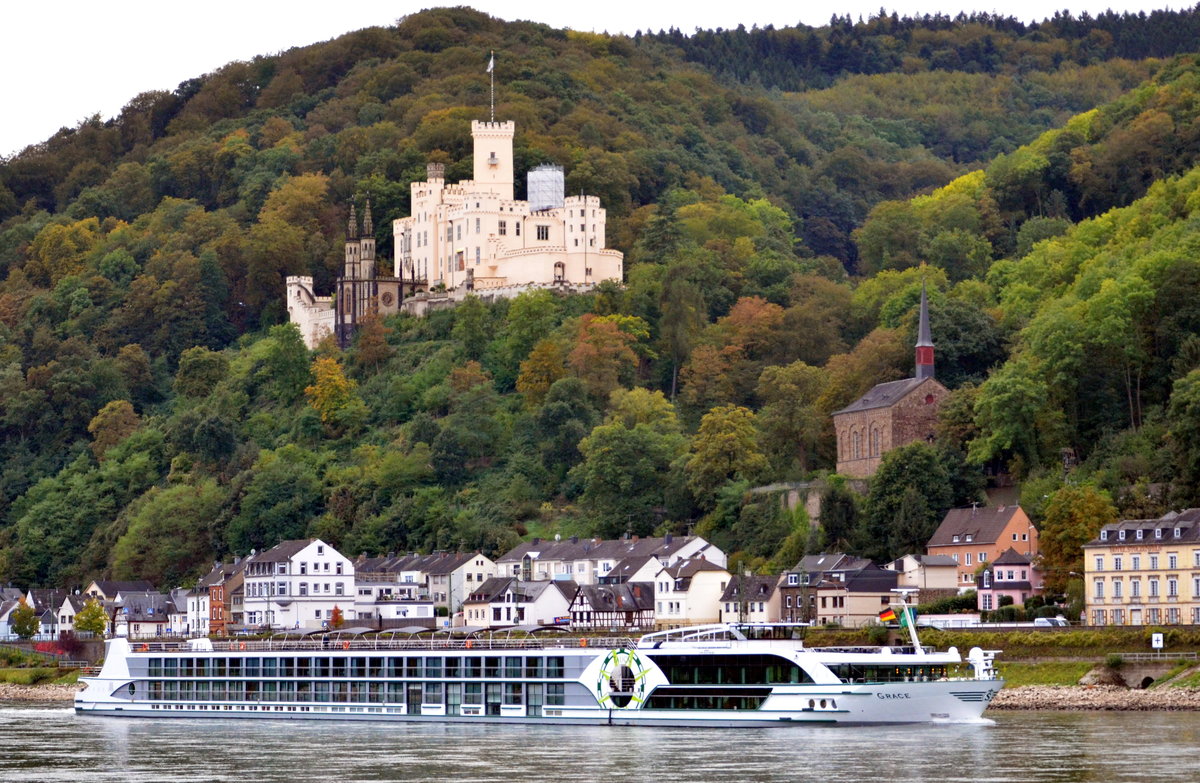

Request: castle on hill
left=832, top=285, right=948, bottom=478
left=286, top=119, right=624, bottom=349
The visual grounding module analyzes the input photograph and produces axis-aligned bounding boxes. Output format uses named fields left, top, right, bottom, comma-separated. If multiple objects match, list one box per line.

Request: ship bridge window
left=648, top=654, right=812, bottom=685
left=826, top=664, right=947, bottom=684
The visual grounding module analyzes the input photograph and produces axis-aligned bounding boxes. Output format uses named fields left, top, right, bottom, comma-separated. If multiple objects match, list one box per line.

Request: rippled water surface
left=4, top=703, right=1198, bottom=782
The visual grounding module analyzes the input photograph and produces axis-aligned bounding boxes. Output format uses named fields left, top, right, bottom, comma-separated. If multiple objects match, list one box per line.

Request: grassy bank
left=0, top=668, right=81, bottom=686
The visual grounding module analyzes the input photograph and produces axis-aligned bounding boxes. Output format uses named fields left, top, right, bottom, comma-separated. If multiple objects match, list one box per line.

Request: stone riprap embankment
left=993, top=685, right=1200, bottom=710
left=0, top=682, right=84, bottom=702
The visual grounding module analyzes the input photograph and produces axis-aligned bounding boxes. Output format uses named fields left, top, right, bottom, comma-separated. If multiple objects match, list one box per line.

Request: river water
left=3, top=702, right=1195, bottom=782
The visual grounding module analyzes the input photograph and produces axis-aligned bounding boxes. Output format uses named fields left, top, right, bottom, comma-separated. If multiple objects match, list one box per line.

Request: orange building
left=926, top=505, right=1038, bottom=589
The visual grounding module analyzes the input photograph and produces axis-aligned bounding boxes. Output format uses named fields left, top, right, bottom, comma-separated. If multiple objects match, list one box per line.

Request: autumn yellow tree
left=568, top=314, right=638, bottom=401
left=87, top=400, right=141, bottom=460
left=304, top=356, right=366, bottom=435
left=516, top=339, right=566, bottom=408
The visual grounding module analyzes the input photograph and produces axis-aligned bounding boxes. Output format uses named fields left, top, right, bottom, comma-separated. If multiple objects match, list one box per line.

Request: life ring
left=140, top=643, right=149, bottom=652
left=342, top=641, right=350, bottom=650
left=579, top=638, right=587, bottom=648
left=465, top=639, right=473, bottom=649
left=239, top=642, right=246, bottom=651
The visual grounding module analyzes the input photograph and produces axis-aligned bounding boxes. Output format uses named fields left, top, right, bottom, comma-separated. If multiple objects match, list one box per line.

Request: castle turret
left=344, top=203, right=360, bottom=278
left=916, top=282, right=934, bottom=380
left=360, top=200, right=375, bottom=278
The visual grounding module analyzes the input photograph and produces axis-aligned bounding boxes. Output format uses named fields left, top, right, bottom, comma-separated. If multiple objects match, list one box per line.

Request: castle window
left=456, top=225, right=462, bottom=241
left=475, top=218, right=480, bottom=233
left=574, top=239, right=578, bottom=247
left=498, top=221, right=506, bottom=236
left=476, top=248, right=481, bottom=265
left=515, top=222, right=521, bottom=236
left=536, top=225, right=550, bottom=241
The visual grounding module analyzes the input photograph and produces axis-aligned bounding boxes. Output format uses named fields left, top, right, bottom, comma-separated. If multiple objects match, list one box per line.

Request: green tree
left=685, top=405, right=769, bottom=508
left=174, top=346, right=229, bottom=398
left=859, top=443, right=953, bottom=562
left=74, top=597, right=108, bottom=636
left=451, top=295, right=490, bottom=360
left=10, top=601, right=38, bottom=639
left=1039, top=483, right=1117, bottom=593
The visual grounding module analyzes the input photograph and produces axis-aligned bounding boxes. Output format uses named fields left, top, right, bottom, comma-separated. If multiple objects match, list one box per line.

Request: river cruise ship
left=76, top=598, right=1002, bottom=727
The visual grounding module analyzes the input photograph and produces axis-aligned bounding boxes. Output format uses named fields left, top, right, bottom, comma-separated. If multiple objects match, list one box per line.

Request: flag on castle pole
left=487, top=52, right=494, bottom=73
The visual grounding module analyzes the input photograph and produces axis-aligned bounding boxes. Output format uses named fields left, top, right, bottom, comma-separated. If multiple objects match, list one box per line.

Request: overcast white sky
left=1, top=1, right=1189, bottom=157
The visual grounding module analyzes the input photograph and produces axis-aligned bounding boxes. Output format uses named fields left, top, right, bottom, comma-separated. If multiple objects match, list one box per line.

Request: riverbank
left=992, top=684, right=1200, bottom=710
left=0, top=683, right=83, bottom=702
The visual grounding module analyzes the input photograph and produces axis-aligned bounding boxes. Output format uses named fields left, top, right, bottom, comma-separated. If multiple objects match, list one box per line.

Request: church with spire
left=831, top=285, right=949, bottom=479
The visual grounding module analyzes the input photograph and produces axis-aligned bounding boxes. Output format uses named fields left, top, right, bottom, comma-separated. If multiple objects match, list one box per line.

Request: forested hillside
left=3, top=7, right=1200, bottom=589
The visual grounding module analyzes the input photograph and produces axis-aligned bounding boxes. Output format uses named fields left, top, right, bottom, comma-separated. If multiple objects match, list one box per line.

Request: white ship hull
left=76, top=623, right=1002, bottom=727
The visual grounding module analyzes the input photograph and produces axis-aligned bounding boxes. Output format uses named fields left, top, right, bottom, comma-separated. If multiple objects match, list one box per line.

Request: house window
left=1136, top=529, right=1144, bottom=540
left=1113, top=556, right=1122, bottom=571
left=979, top=552, right=987, bottom=563
left=1118, top=530, right=1126, bottom=541
left=952, top=535, right=960, bottom=543
left=787, top=574, right=798, bottom=586
left=1193, top=577, right=1200, bottom=598
left=1100, top=530, right=1108, bottom=541
left=1132, top=555, right=1141, bottom=570
left=1094, top=556, right=1104, bottom=571
left=536, top=225, right=549, bottom=241
left=1169, top=578, right=1178, bottom=597
left=1155, top=528, right=1163, bottom=540
left=1169, top=607, right=1180, bottom=624
left=1150, top=579, right=1160, bottom=597
left=1112, top=581, right=1122, bottom=598
left=335, top=583, right=344, bottom=596
left=1151, top=555, right=1159, bottom=569
left=336, top=563, right=343, bottom=575
left=965, top=553, right=972, bottom=566
left=1169, top=554, right=1178, bottom=569
left=1131, top=580, right=1140, bottom=598
left=952, top=554, right=959, bottom=563
left=1093, top=579, right=1105, bottom=599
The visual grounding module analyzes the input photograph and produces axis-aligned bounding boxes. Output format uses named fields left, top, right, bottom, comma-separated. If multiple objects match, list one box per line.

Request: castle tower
left=916, top=282, right=935, bottom=380
left=471, top=120, right=514, bottom=201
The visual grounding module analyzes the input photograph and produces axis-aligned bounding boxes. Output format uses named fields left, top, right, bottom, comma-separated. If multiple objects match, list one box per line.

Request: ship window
left=647, top=654, right=811, bottom=685
left=546, top=683, right=565, bottom=706
left=644, top=687, right=770, bottom=711
left=546, top=657, right=565, bottom=679
left=464, top=683, right=483, bottom=705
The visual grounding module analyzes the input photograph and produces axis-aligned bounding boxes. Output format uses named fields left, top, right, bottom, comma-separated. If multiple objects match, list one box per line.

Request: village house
left=718, top=575, right=782, bottom=623
left=778, top=554, right=869, bottom=623
left=497, top=534, right=725, bottom=587
left=1083, top=509, right=1200, bottom=627
left=978, top=548, right=1044, bottom=612
left=810, top=563, right=900, bottom=628
left=569, top=582, right=655, bottom=632
left=653, top=557, right=730, bottom=629
left=462, top=577, right=577, bottom=630
left=242, top=539, right=356, bottom=631
left=926, top=504, right=1038, bottom=588
left=832, top=285, right=948, bottom=478
left=885, top=554, right=960, bottom=596
left=198, top=559, right=246, bottom=637
left=113, top=591, right=172, bottom=638
left=82, top=580, right=155, bottom=602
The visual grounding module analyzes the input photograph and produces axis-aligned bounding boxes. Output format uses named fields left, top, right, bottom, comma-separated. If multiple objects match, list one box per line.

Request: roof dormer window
left=1136, top=529, right=1143, bottom=540
left=952, top=535, right=960, bottom=543
left=1119, top=530, right=1126, bottom=541
left=965, top=535, right=973, bottom=543
left=1156, top=528, right=1163, bottom=540
left=1175, top=527, right=1182, bottom=538
left=1101, top=530, right=1108, bottom=541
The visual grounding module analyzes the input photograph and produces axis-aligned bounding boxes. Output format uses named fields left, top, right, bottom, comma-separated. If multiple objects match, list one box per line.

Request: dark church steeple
left=916, top=282, right=934, bottom=380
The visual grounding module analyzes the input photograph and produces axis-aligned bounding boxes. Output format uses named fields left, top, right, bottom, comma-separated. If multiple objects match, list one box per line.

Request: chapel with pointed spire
left=831, top=283, right=949, bottom=479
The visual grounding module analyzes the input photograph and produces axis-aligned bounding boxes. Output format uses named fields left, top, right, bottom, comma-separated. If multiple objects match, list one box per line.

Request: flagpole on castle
left=487, top=50, right=495, bottom=122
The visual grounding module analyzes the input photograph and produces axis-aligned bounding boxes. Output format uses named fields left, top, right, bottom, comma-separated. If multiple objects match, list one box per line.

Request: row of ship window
left=146, top=656, right=567, bottom=680
left=140, top=680, right=565, bottom=714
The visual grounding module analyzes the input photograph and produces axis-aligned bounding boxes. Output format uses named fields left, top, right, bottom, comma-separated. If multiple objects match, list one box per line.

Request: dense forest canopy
left=2, top=6, right=1200, bottom=588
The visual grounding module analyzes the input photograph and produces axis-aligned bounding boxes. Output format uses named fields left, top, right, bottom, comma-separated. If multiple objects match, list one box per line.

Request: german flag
left=878, top=607, right=898, bottom=624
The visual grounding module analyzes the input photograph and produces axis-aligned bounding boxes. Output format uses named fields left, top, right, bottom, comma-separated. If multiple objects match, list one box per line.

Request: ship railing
left=199, top=636, right=639, bottom=653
